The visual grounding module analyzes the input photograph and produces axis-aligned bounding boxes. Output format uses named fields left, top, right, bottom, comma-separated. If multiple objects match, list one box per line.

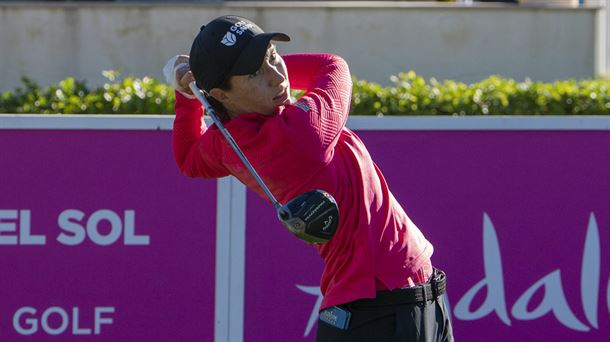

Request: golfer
left=165, top=15, right=453, bottom=342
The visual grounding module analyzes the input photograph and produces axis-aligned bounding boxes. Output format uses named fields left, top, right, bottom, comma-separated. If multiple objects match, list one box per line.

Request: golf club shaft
left=189, top=82, right=282, bottom=209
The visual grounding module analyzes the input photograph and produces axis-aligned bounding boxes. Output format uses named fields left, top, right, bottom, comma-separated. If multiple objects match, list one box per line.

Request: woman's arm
left=280, top=53, right=352, bottom=164
left=172, top=91, right=230, bottom=178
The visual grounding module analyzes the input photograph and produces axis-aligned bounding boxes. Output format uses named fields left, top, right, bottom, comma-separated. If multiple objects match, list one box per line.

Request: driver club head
left=277, top=189, right=339, bottom=244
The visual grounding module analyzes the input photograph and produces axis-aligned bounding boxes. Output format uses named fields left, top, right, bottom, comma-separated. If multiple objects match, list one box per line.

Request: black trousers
left=316, top=270, right=454, bottom=342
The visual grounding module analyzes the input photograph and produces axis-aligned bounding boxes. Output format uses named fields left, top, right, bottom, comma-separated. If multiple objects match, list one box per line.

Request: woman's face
left=215, top=44, right=291, bottom=117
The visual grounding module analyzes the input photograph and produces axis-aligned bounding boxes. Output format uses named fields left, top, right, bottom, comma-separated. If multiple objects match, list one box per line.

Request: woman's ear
left=209, top=88, right=229, bottom=104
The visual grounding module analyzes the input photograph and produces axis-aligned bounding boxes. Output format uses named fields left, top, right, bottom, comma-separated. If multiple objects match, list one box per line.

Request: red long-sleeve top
left=172, top=53, right=433, bottom=309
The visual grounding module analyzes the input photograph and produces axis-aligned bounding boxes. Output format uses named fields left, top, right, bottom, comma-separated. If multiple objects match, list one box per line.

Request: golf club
left=189, top=81, right=338, bottom=244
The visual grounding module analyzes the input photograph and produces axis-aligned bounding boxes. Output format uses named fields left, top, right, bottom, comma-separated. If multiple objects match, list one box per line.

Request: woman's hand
left=163, top=54, right=195, bottom=97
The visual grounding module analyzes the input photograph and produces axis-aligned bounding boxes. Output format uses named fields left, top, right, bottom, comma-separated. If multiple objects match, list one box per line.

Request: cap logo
left=230, top=21, right=254, bottom=36
left=221, top=32, right=237, bottom=46
left=220, top=20, right=254, bottom=47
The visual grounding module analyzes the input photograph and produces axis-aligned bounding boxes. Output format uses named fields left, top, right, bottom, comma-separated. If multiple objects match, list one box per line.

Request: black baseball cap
left=189, top=15, right=290, bottom=91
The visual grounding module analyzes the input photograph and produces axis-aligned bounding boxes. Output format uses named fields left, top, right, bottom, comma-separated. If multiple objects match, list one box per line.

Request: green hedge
left=352, top=71, right=610, bottom=116
left=0, top=71, right=174, bottom=115
left=1, top=70, right=609, bottom=115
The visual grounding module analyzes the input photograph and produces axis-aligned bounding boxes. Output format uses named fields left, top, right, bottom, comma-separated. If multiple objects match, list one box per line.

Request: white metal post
left=214, top=177, right=246, bottom=342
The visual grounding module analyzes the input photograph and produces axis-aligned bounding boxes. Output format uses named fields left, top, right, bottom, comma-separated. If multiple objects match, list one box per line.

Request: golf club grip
left=188, top=82, right=282, bottom=209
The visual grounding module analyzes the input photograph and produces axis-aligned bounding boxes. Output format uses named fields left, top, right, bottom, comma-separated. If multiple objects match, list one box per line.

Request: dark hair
left=204, top=76, right=232, bottom=122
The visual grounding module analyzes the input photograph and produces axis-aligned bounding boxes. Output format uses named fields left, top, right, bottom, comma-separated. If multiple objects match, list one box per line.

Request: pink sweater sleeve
left=171, top=91, right=229, bottom=178
left=281, top=54, right=352, bottom=164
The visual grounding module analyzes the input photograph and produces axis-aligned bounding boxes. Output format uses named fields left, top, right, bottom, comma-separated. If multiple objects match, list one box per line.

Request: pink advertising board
left=3, top=116, right=609, bottom=342
left=0, top=129, right=216, bottom=341
left=243, top=128, right=610, bottom=341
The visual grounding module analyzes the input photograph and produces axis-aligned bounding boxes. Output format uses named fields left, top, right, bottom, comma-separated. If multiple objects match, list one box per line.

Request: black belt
left=350, top=268, right=447, bottom=308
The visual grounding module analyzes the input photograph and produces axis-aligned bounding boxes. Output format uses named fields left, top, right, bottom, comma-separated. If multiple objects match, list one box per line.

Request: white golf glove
left=163, top=55, right=195, bottom=99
